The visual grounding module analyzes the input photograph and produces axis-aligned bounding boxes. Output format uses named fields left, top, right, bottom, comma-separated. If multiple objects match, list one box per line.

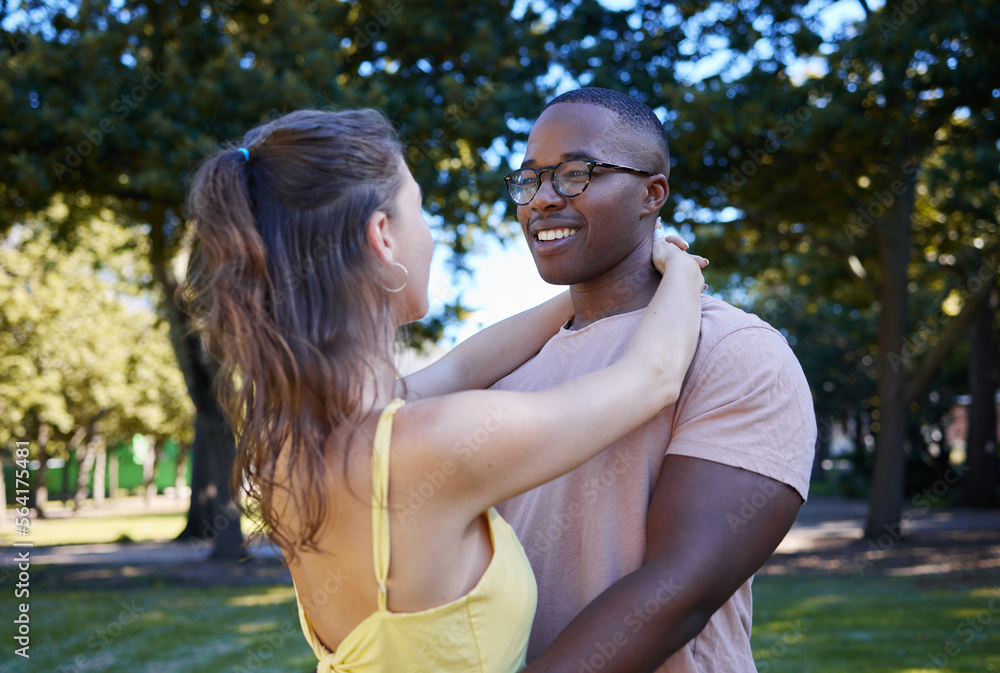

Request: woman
left=181, top=108, right=705, bottom=672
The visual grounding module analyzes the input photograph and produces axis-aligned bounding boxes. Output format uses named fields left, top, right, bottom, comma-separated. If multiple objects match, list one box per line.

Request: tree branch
left=906, top=252, right=1000, bottom=404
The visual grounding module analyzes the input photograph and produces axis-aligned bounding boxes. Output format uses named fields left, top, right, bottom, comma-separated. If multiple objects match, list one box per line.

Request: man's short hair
left=544, top=87, right=670, bottom=177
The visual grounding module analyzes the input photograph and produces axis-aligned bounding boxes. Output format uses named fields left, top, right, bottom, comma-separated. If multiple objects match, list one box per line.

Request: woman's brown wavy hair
left=179, top=109, right=405, bottom=559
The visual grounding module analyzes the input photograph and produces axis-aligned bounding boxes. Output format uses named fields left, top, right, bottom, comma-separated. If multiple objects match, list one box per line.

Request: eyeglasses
left=503, top=158, right=653, bottom=205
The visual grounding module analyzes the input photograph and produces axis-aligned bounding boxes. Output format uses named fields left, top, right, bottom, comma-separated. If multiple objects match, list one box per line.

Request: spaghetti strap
left=371, top=397, right=405, bottom=612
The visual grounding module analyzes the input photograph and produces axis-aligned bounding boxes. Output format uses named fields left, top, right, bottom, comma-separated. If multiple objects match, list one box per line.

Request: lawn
left=751, top=573, right=1000, bottom=672
left=0, top=584, right=316, bottom=673
left=0, top=511, right=188, bottom=546
left=2, top=571, right=997, bottom=672
left=0, top=503, right=254, bottom=546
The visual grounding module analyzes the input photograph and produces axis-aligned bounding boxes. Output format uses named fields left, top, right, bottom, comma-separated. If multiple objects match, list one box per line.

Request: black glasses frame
left=503, top=158, right=654, bottom=205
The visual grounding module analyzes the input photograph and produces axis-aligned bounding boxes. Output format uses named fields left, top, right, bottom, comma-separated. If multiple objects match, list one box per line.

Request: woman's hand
left=653, top=223, right=708, bottom=291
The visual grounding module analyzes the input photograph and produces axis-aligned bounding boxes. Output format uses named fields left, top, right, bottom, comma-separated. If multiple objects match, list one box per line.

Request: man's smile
left=534, top=227, right=580, bottom=242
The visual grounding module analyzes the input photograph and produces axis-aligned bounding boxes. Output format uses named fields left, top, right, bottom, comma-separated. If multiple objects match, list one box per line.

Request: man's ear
left=366, top=209, right=395, bottom=267
left=640, top=175, right=669, bottom=216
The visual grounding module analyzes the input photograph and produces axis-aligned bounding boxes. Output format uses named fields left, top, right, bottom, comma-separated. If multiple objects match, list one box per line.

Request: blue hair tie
left=237, top=147, right=250, bottom=162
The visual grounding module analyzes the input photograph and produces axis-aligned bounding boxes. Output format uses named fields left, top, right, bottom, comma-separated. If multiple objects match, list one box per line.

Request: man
left=492, top=87, right=816, bottom=673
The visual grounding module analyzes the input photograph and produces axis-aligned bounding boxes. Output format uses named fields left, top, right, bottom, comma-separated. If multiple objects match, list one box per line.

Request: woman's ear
left=640, top=175, right=670, bottom=216
left=366, top=210, right=395, bottom=267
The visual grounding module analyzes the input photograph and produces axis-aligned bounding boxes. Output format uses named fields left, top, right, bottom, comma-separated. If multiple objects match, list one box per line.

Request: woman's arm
left=393, top=241, right=705, bottom=516
left=397, top=235, right=702, bottom=401
left=397, top=290, right=573, bottom=400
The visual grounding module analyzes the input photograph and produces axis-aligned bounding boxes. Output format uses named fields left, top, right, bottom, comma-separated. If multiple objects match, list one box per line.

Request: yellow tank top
left=292, top=398, right=537, bottom=672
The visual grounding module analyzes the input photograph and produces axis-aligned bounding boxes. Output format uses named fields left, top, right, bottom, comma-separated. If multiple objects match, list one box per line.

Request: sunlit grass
left=0, top=585, right=315, bottom=673
left=752, top=573, right=1000, bottom=672
left=0, top=511, right=188, bottom=546
left=0, top=503, right=255, bottom=546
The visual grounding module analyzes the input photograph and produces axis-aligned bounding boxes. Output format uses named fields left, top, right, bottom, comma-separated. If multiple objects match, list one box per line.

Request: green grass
left=0, top=584, right=315, bottom=673
left=0, top=511, right=188, bottom=546
left=751, top=573, right=1000, bottom=672
left=0, top=504, right=256, bottom=546
left=2, top=571, right=996, bottom=672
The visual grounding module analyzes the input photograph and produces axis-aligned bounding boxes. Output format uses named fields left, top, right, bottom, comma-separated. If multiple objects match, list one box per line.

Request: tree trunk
left=958, top=287, right=999, bottom=507
left=0, top=450, right=6, bottom=524
left=174, top=442, right=189, bottom=498
left=149, top=211, right=243, bottom=560
left=109, top=453, right=119, bottom=502
left=143, top=435, right=159, bottom=505
left=865, top=168, right=915, bottom=541
left=33, top=421, right=49, bottom=518
left=811, top=416, right=830, bottom=482
left=179, top=408, right=244, bottom=560
left=71, top=412, right=107, bottom=513
left=93, top=437, right=106, bottom=508
left=61, top=426, right=87, bottom=503
left=72, top=439, right=97, bottom=512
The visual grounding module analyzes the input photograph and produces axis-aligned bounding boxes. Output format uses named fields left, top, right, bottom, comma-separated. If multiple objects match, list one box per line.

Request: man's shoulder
left=697, top=295, right=785, bottom=347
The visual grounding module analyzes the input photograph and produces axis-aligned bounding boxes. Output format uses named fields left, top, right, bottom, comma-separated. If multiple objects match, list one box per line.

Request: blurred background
left=0, top=1, right=997, bottom=671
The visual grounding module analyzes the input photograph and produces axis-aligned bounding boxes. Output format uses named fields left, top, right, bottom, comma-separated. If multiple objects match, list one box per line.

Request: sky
left=427, top=230, right=564, bottom=346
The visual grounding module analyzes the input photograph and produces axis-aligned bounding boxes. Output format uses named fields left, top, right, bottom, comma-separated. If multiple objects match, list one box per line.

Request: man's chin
left=537, top=268, right=579, bottom=287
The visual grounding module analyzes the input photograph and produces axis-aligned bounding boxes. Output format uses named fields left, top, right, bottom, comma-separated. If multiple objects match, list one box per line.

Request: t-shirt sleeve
left=666, top=325, right=816, bottom=500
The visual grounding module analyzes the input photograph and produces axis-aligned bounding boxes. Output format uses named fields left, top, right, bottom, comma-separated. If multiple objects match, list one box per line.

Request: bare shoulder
left=391, top=390, right=518, bottom=469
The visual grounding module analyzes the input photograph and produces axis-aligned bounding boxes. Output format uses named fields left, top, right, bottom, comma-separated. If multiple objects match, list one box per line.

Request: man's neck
left=567, top=240, right=661, bottom=330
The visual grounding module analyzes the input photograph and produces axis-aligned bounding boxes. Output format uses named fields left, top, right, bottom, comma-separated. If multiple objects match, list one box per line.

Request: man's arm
left=524, top=454, right=802, bottom=673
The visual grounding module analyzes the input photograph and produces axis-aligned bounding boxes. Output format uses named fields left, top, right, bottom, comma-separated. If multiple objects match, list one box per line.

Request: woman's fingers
left=662, top=234, right=689, bottom=250
left=652, top=233, right=709, bottom=271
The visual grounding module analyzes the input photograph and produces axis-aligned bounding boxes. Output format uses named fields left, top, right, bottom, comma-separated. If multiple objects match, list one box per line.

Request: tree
left=6, top=0, right=995, bottom=553
left=0, top=0, right=565, bottom=557
left=657, top=0, right=999, bottom=537
left=0, top=214, right=193, bottom=514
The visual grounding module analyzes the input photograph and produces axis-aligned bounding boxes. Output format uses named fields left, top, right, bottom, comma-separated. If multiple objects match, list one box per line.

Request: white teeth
left=537, top=228, right=578, bottom=241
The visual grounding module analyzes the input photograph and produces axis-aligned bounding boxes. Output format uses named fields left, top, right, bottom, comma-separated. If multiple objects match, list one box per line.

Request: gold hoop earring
left=381, top=262, right=409, bottom=293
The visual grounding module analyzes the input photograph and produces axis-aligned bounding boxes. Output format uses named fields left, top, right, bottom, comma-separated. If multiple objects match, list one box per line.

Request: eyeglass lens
left=508, top=160, right=592, bottom=204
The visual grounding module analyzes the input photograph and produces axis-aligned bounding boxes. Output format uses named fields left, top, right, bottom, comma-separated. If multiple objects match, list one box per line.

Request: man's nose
left=530, top=171, right=566, bottom=211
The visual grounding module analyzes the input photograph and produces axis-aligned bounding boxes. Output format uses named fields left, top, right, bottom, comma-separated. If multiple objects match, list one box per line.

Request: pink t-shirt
left=493, top=295, right=815, bottom=672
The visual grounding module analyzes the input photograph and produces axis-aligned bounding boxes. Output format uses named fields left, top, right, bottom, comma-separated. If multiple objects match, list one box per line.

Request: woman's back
left=274, top=400, right=535, bottom=671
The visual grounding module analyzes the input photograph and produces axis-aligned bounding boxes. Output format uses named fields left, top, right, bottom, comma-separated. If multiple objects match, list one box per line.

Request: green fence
left=3, top=437, right=190, bottom=505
